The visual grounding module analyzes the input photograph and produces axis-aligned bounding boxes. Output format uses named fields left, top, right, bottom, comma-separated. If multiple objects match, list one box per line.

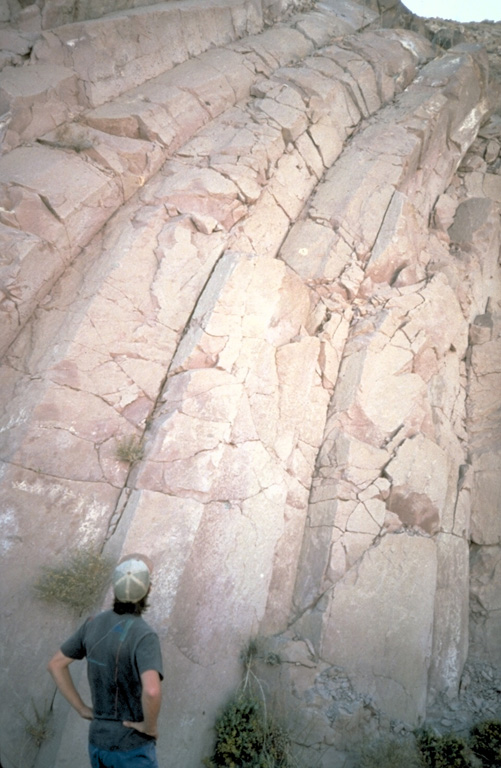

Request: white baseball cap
left=113, top=556, right=151, bottom=603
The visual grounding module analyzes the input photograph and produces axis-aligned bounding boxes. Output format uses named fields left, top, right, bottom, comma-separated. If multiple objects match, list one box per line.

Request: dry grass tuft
left=115, top=435, right=144, bottom=463
left=34, top=548, right=113, bottom=614
left=23, top=700, right=53, bottom=747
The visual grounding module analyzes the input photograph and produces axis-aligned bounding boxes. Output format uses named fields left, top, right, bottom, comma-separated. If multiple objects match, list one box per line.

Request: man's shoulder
left=86, top=609, right=116, bottom=626
left=134, top=615, right=159, bottom=638
left=81, top=609, right=122, bottom=636
left=87, top=609, right=159, bottom=642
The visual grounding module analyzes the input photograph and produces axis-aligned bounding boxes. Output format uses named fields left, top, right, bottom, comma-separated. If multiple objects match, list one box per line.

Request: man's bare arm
left=48, top=650, right=93, bottom=720
left=123, top=669, right=162, bottom=738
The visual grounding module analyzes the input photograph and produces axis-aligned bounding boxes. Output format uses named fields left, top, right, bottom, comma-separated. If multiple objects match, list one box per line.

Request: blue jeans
left=89, top=741, right=158, bottom=767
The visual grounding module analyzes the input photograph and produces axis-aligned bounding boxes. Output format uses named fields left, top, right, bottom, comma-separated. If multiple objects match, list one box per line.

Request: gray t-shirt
left=61, top=609, right=163, bottom=751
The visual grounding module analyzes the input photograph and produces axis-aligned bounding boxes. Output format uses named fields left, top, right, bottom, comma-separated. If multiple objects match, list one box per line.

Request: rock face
left=0, top=1, right=500, bottom=767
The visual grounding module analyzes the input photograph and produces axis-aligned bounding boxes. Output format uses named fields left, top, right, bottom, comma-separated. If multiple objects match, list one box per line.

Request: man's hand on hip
left=123, top=720, right=158, bottom=739
left=78, top=704, right=94, bottom=721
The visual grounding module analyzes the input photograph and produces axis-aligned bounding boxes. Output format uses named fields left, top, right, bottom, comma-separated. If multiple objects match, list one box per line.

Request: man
left=48, top=554, right=163, bottom=768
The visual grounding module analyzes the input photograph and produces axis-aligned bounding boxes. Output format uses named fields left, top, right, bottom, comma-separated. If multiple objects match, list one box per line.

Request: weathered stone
left=464, top=170, right=486, bottom=197
left=254, top=95, right=309, bottom=144
left=398, top=48, right=489, bottom=209
left=366, top=191, right=428, bottom=283
left=266, top=149, right=315, bottom=220
left=387, top=275, right=467, bottom=364
left=485, top=138, right=500, bottom=164
left=449, top=197, right=501, bottom=316
left=0, top=224, right=60, bottom=356
left=322, top=41, right=382, bottom=116
left=470, top=545, right=501, bottom=666
left=0, top=184, right=236, bottom=763
left=304, top=45, right=486, bottom=257
left=231, top=24, right=313, bottom=73
left=470, top=452, right=501, bottom=545
left=229, top=190, right=291, bottom=256
left=144, top=167, right=246, bottom=232
left=279, top=61, right=361, bottom=140
left=0, top=2, right=10, bottom=23
left=310, top=142, right=411, bottom=257
left=84, top=90, right=190, bottom=147
left=0, top=145, right=122, bottom=254
left=0, top=27, right=32, bottom=56
left=460, top=153, right=487, bottom=173
left=385, top=435, right=451, bottom=534
left=449, top=197, right=498, bottom=249
left=333, top=333, right=429, bottom=440
left=40, top=0, right=166, bottom=27
left=294, top=7, right=358, bottom=46
left=305, top=54, right=363, bottom=125
left=0, top=51, right=23, bottom=70
left=41, top=123, right=165, bottom=199
left=157, top=55, right=236, bottom=120
left=308, top=117, right=345, bottom=167
left=260, top=488, right=312, bottom=633
left=342, top=29, right=434, bottom=100
left=470, top=312, right=493, bottom=345
left=428, top=534, right=470, bottom=702
left=483, top=173, right=501, bottom=202
left=279, top=219, right=352, bottom=281
left=294, top=130, right=324, bottom=180
left=34, top=1, right=261, bottom=107
left=319, top=534, right=437, bottom=724
left=179, top=103, right=283, bottom=172
left=0, top=64, right=82, bottom=151
left=433, top=192, right=458, bottom=232
left=16, top=4, right=42, bottom=36
left=317, top=0, right=378, bottom=30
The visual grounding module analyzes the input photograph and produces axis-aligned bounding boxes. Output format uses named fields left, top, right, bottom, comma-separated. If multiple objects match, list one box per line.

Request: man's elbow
left=142, top=671, right=162, bottom=700
left=48, top=650, right=71, bottom=676
left=144, top=681, right=162, bottom=701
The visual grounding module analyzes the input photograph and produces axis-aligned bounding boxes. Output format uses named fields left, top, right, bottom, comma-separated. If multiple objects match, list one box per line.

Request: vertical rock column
left=264, top=44, right=490, bottom=747
left=456, top=123, right=501, bottom=668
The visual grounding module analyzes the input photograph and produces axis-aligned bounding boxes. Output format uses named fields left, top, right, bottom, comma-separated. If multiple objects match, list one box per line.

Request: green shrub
left=359, top=735, right=425, bottom=768
left=205, top=692, right=291, bottom=768
left=34, top=548, right=113, bottom=614
left=470, top=720, right=501, bottom=767
left=417, top=730, right=472, bottom=768
left=206, top=638, right=291, bottom=768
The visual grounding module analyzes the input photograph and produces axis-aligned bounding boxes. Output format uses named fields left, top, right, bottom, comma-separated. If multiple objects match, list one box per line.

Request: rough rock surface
left=0, top=2, right=500, bottom=768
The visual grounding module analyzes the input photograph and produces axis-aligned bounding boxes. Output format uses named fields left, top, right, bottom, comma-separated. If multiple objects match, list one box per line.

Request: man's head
left=113, top=554, right=152, bottom=604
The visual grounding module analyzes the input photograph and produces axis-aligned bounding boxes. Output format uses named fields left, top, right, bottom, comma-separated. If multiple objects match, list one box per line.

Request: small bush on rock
left=470, top=720, right=501, bottom=767
left=34, top=548, right=113, bottom=613
left=205, top=637, right=292, bottom=768
left=206, top=692, right=291, bottom=768
left=417, top=730, right=472, bottom=768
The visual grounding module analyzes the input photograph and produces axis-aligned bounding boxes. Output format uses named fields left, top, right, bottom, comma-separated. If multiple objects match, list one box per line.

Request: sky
left=404, top=0, right=501, bottom=22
